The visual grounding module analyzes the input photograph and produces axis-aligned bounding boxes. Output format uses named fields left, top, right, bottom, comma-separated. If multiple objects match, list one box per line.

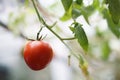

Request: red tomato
left=23, top=40, right=53, bottom=71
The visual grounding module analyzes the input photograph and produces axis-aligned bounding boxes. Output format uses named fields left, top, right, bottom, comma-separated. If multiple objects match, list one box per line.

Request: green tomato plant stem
left=36, top=27, right=43, bottom=40
left=61, top=37, right=76, bottom=40
left=31, top=0, right=79, bottom=59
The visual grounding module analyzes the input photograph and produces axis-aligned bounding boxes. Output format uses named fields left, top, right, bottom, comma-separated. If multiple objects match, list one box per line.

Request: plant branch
left=31, top=0, right=45, bottom=25
left=61, top=37, right=76, bottom=40
left=0, top=21, right=9, bottom=30
left=37, top=27, right=43, bottom=40
left=0, top=20, right=29, bottom=40
left=31, top=0, right=79, bottom=59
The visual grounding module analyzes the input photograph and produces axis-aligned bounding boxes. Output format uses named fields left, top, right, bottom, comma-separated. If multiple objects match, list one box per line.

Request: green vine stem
left=31, top=0, right=80, bottom=59
left=36, top=27, right=43, bottom=40
left=61, top=37, right=76, bottom=40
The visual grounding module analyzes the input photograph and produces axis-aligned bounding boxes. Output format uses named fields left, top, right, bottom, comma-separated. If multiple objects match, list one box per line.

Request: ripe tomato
left=23, top=40, right=53, bottom=71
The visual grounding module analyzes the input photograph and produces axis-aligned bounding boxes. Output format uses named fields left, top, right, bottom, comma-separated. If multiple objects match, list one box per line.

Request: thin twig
left=61, top=37, right=76, bottom=40
left=37, top=27, right=43, bottom=40
left=0, top=20, right=29, bottom=40
left=0, top=21, right=9, bottom=30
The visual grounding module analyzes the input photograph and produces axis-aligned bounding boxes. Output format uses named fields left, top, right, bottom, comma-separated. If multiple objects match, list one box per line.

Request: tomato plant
left=0, top=0, right=119, bottom=79
left=23, top=40, right=53, bottom=70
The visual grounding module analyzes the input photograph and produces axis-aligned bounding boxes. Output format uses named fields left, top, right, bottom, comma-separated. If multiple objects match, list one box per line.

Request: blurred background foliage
left=0, top=0, right=120, bottom=80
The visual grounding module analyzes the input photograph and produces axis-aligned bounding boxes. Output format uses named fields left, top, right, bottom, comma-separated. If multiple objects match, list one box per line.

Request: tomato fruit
left=23, top=40, right=53, bottom=71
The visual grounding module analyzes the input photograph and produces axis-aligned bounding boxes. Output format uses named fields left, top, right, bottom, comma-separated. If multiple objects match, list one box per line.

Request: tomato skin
left=23, top=41, right=53, bottom=71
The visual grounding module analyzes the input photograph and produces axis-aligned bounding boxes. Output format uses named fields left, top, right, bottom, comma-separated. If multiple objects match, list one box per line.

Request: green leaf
left=108, top=0, right=120, bottom=24
left=81, top=6, right=95, bottom=24
left=74, top=23, right=89, bottom=51
left=72, top=1, right=82, bottom=10
left=78, top=55, right=84, bottom=65
left=101, top=41, right=111, bottom=60
left=60, top=5, right=72, bottom=21
left=76, top=0, right=82, bottom=5
left=105, top=0, right=108, bottom=4
left=71, top=2, right=82, bottom=19
left=70, top=26, right=75, bottom=32
left=61, top=0, right=73, bottom=11
left=79, top=0, right=99, bottom=24
left=102, top=9, right=120, bottom=38
left=60, top=11, right=71, bottom=21
left=72, top=8, right=81, bottom=19
left=93, top=0, right=100, bottom=9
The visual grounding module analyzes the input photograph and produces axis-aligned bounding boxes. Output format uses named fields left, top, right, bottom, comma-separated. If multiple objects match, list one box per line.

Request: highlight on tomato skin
left=23, top=40, right=54, bottom=71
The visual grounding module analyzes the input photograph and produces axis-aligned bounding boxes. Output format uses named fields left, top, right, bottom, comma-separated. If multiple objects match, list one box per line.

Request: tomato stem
left=31, top=0, right=80, bottom=59
left=49, top=21, right=57, bottom=28
left=37, top=27, right=43, bottom=40
left=31, top=0, right=45, bottom=25
left=61, top=37, right=76, bottom=40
